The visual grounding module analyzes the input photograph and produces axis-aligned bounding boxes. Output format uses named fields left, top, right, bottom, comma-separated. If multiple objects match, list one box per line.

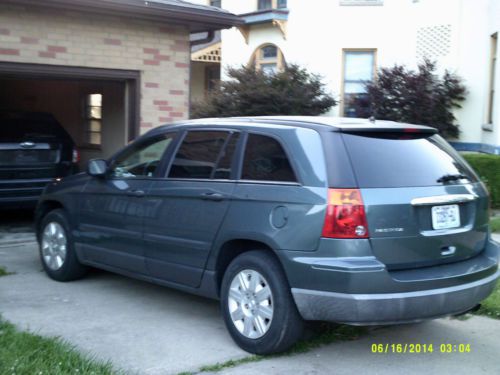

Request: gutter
left=5, top=0, right=244, bottom=32
left=190, top=31, right=216, bottom=47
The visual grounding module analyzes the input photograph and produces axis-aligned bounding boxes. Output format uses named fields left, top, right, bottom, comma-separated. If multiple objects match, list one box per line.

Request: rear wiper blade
left=437, top=174, right=468, bottom=183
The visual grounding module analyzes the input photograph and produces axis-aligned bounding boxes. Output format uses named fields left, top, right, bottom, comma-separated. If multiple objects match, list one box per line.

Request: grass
left=491, top=216, right=500, bottom=233
left=462, top=153, right=500, bottom=208
left=0, top=317, right=117, bottom=375
left=0, top=266, right=13, bottom=277
left=194, top=324, right=365, bottom=374
left=473, top=280, right=500, bottom=320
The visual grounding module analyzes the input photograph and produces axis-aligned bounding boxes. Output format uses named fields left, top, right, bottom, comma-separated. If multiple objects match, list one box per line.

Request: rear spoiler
left=337, top=125, right=437, bottom=134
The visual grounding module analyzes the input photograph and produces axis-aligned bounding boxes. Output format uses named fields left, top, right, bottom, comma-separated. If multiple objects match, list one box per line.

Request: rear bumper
left=285, top=237, right=500, bottom=324
left=292, top=270, right=499, bottom=324
left=0, top=179, right=52, bottom=208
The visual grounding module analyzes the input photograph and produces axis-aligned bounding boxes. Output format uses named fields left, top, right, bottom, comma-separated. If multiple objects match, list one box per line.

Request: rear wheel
left=39, top=209, right=87, bottom=281
left=220, top=250, right=304, bottom=354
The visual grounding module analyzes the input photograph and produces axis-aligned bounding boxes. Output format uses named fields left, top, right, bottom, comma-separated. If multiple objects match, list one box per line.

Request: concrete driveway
left=1, top=230, right=500, bottom=375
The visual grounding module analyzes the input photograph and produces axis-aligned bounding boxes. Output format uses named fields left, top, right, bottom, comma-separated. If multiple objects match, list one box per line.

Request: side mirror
left=87, top=159, right=108, bottom=177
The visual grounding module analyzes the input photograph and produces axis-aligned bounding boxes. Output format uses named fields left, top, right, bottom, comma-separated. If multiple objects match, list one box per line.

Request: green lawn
left=491, top=216, right=500, bottom=233
left=0, top=318, right=117, bottom=375
left=0, top=266, right=11, bottom=277
left=474, top=280, right=500, bottom=320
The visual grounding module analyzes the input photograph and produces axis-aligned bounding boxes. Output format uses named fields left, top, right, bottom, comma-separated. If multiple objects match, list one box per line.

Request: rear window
left=341, top=133, right=478, bottom=188
left=0, top=115, right=68, bottom=141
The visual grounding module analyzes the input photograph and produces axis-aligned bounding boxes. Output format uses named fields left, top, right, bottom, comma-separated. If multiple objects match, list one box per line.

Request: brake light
left=72, top=147, right=80, bottom=164
left=322, top=189, right=369, bottom=239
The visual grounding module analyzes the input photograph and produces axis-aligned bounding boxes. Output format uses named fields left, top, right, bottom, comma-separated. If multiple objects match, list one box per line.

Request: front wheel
left=39, top=209, right=88, bottom=281
left=220, top=250, right=304, bottom=354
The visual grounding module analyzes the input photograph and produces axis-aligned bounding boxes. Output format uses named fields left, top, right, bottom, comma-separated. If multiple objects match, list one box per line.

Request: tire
left=220, top=250, right=304, bottom=354
left=39, top=209, right=88, bottom=281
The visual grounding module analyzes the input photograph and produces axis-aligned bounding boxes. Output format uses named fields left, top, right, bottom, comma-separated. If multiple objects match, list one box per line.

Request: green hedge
left=462, top=153, right=500, bottom=208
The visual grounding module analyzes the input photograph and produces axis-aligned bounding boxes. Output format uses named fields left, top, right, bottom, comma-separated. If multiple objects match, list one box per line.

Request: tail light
left=322, top=189, right=369, bottom=239
left=72, top=147, right=80, bottom=164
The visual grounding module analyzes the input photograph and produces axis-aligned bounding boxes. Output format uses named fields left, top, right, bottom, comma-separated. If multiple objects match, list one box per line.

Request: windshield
left=341, top=133, right=479, bottom=188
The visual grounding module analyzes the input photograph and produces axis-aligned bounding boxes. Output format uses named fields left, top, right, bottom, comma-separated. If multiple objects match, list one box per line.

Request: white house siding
left=190, top=0, right=500, bottom=153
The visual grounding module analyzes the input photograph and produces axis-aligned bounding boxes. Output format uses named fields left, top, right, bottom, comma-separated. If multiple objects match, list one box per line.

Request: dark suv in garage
left=0, top=111, right=79, bottom=208
left=35, top=116, right=499, bottom=354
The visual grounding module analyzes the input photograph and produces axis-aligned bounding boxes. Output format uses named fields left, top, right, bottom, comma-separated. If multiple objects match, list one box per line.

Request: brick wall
left=0, top=3, right=190, bottom=135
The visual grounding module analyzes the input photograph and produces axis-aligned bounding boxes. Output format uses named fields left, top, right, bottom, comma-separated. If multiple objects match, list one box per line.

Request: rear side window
left=213, top=132, right=240, bottom=179
left=342, top=133, right=478, bottom=188
left=242, top=134, right=297, bottom=182
left=169, top=131, right=229, bottom=179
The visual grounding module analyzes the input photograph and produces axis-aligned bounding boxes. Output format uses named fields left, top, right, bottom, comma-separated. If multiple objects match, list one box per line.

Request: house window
left=487, top=32, right=497, bottom=125
left=277, top=0, right=287, bottom=8
left=209, top=0, right=221, bottom=7
left=339, top=0, right=383, bottom=5
left=342, top=50, right=376, bottom=117
left=258, top=0, right=272, bottom=10
left=258, top=0, right=286, bottom=10
left=84, top=93, right=102, bottom=146
left=251, top=44, right=285, bottom=74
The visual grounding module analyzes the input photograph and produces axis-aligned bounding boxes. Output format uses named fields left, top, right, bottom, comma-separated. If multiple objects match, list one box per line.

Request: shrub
left=354, top=59, right=466, bottom=138
left=191, top=64, right=336, bottom=118
left=462, top=153, right=500, bottom=208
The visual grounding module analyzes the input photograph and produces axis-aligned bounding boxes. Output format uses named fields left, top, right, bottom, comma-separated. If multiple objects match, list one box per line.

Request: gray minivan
left=35, top=116, right=500, bottom=354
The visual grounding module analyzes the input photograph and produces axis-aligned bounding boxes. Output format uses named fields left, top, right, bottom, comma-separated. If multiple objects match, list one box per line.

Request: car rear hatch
left=339, top=126, right=489, bottom=270
left=0, top=113, right=73, bottom=200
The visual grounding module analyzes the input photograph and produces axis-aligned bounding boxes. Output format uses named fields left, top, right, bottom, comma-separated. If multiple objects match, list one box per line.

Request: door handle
left=200, top=192, right=225, bottom=201
left=127, top=189, right=145, bottom=198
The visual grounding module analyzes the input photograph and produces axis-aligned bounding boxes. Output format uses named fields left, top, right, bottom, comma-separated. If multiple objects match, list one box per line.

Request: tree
left=355, top=59, right=466, bottom=137
left=191, top=64, right=336, bottom=118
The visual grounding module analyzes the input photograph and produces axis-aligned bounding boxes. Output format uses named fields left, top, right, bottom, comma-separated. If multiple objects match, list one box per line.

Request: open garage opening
left=0, top=63, right=140, bottom=169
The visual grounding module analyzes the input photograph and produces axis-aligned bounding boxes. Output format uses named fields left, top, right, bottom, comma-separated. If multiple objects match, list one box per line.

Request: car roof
left=151, top=116, right=437, bottom=134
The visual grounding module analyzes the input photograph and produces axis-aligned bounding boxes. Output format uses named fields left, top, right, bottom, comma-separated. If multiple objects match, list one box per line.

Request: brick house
left=0, top=0, right=240, bottom=165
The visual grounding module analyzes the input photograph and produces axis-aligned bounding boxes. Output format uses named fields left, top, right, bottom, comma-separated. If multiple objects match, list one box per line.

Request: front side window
left=209, top=0, right=221, bottom=7
left=111, top=135, right=174, bottom=178
left=242, top=134, right=297, bottom=182
left=277, top=0, right=287, bottom=8
left=84, top=93, right=102, bottom=146
left=169, top=131, right=230, bottom=179
left=342, top=50, right=376, bottom=118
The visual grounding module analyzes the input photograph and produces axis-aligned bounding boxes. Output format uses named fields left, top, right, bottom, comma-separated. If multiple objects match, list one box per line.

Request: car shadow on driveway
left=0, top=208, right=36, bottom=245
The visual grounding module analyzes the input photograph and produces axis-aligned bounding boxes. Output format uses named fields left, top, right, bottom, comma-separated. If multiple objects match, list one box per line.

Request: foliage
left=0, top=266, right=10, bottom=277
left=462, top=153, right=500, bottom=208
left=354, top=59, right=466, bottom=137
left=474, top=280, right=500, bottom=319
left=490, top=217, right=500, bottom=233
left=0, top=317, right=117, bottom=375
left=191, top=64, right=336, bottom=118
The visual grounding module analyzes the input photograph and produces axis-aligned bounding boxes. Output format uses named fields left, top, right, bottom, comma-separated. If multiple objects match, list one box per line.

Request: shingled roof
left=5, top=0, right=242, bottom=32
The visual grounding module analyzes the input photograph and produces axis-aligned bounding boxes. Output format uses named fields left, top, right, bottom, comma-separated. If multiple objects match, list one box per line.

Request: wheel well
left=35, top=200, right=64, bottom=238
left=215, top=239, right=280, bottom=294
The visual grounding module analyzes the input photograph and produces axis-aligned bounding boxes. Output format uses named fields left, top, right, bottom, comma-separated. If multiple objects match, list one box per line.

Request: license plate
left=431, top=204, right=460, bottom=230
